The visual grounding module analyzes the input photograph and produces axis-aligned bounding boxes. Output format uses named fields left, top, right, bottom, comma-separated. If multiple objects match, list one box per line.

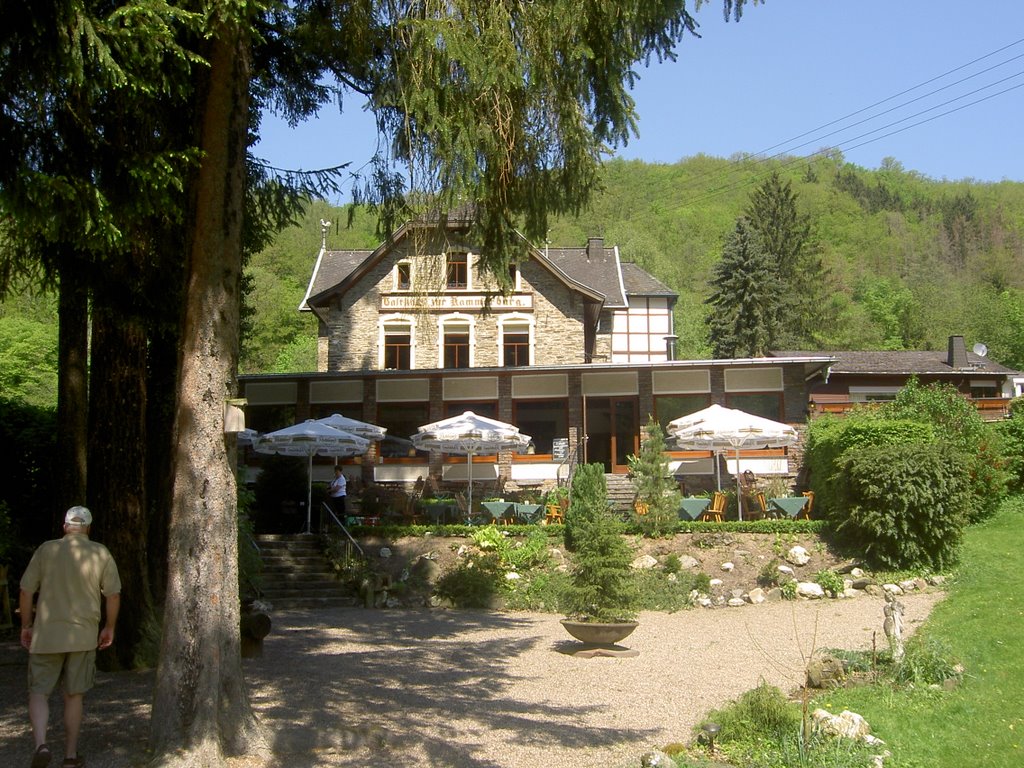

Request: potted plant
left=560, top=463, right=638, bottom=646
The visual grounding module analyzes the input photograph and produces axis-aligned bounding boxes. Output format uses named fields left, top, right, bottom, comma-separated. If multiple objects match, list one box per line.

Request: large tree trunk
left=150, top=15, right=265, bottom=766
left=56, top=264, right=89, bottom=522
left=87, top=288, right=153, bottom=670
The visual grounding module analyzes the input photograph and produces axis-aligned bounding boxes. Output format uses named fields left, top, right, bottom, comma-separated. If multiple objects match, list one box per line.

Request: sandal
left=30, top=743, right=51, bottom=768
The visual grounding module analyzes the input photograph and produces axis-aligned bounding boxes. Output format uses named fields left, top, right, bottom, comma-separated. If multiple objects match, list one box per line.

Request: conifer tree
left=706, top=217, right=781, bottom=358
left=744, top=171, right=830, bottom=347
left=630, top=417, right=680, bottom=537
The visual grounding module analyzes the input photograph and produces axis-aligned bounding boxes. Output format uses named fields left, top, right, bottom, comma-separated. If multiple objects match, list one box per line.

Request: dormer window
left=395, top=262, right=411, bottom=291
left=446, top=251, right=468, bottom=289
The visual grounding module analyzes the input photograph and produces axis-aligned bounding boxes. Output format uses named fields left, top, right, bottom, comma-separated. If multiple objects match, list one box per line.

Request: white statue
left=883, top=591, right=905, bottom=662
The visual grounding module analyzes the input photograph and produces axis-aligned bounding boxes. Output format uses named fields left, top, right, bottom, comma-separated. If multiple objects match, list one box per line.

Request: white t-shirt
left=329, top=472, right=347, bottom=498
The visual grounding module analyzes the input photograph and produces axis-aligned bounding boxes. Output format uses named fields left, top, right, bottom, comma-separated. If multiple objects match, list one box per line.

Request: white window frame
left=378, top=314, right=417, bottom=370
left=393, top=260, right=413, bottom=291
left=437, top=313, right=475, bottom=368
left=497, top=312, right=535, bottom=367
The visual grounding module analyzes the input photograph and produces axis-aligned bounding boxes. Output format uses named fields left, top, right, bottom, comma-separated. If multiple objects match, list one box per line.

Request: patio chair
left=754, top=492, right=771, bottom=519
left=800, top=490, right=815, bottom=519
left=703, top=491, right=726, bottom=522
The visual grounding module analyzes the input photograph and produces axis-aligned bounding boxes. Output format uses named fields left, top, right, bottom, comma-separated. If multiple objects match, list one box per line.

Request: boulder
left=786, top=546, right=811, bottom=566
left=746, top=588, right=766, bottom=604
left=678, top=555, right=700, bottom=570
left=631, top=554, right=659, bottom=570
left=806, top=651, right=846, bottom=688
left=796, top=582, right=825, bottom=599
left=410, top=556, right=442, bottom=586
left=812, top=708, right=872, bottom=741
left=640, top=750, right=678, bottom=768
left=721, top=561, right=735, bottom=572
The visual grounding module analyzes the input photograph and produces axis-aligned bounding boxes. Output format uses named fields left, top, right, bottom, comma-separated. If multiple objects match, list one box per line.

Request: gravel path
left=0, top=592, right=941, bottom=768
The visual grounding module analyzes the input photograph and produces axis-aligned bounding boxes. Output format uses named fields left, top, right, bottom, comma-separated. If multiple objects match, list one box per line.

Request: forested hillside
left=241, top=153, right=1024, bottom=374
left=3, top=153, right=1023, bottom=407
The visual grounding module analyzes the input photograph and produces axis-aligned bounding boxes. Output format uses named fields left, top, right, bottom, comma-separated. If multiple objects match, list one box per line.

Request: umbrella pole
left=467, top=452, right=472, bottom=522
left=735, top=447, right=743, bottom=522
left=306, top=453, right=313, bottom=534
left=715, top=451, right=722, bottom=491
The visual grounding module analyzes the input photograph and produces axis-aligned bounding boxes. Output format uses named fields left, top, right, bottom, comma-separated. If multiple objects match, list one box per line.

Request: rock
left=835, top=562, right=860, bottom=574
left=796, top=582, right=825, bottom=599
left=851, top=577, right=874, bottom=590
left=631, top=554, right=659, bottom=570
left=727, top=597, right=746, bottom=607
left=640, top=749, right=679, bottom=768
left=927, top=574, right=946, bottom=586
left=850, top=567, right=865, bottom=578
left=882, top=583, right=904, bottom=596
left=786, top=545, right=811, bottom=566
left=806, top=651, right=846, bottom=688
left=898, top=579, right=918, bottom=592
left=709, top=578, right=724, bottom=588
left=548, top=548, right=565, bottom=563
left=697, top=597, right=713, bottom=608
left=746, top=587, right=766, bottom=604
left=379, top=547, right=392, bottom=558
left=864, top=583, right=884, bottom=596
left=812, top=708, right=871, bottom=740
left=678, top=555, right=700, bottom=570
left=729, top=589, right=745, bottom=600
left=721, top=561, right=735, bottom=571
left=765, top=587, right=784, bottom=602
left=505, top=571, right=521, bottom=581
left=666, top=573, right=677, bottom=582
left=777, top=564, right=795, bottom=576
left=410, top=556, right=442, bottom=585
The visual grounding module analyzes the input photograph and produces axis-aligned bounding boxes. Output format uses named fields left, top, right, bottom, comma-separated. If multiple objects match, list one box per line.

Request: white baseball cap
left=64, top=506, right=93, bottom=526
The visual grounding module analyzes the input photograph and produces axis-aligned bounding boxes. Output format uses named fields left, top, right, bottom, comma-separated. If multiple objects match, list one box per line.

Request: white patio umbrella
left=667, top=404, right=798, bottom=520
left=253, top=420, right=370, bottom=533
left=410, top=411, right=531, bottom=516
left=314, top=413, right=387, bottom=442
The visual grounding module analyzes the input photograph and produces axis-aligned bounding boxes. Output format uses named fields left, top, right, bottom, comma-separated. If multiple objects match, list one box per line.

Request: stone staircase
left=604, top=473, right=638, bottom=515
left=254, top=534, right=358, bottom=610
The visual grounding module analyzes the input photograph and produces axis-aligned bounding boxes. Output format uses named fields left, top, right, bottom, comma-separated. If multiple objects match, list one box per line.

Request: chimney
left=947, top=335, right=969, bottom=369
left=586, top=236, right=603, bottom=261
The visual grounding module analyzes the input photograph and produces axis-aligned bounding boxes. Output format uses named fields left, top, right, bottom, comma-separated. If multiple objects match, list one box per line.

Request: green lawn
left=812, top=496, right=1024, bottom=767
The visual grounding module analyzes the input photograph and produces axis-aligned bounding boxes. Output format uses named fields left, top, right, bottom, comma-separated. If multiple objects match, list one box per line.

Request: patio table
left=514, top=502, right=544, bottom=524
left=770, top=497, right=808, bottom=519
left=481, top=500, right=515, bottom=524
left=420, top=501, right=457, bottom=525
left=679, top=497, right=711, bottom=521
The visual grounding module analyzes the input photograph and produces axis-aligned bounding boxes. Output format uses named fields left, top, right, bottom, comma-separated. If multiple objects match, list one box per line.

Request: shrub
left=562, top=463, right=636, bottom=622
left=563, top=462, right=606, bottom=552
left=804, top=413, right=935, bottom=519
left=880, top=378, right=1009, bottom=519
left=995, top=397, right=1024, bottom=493
left=814, top=568, right=845, bottom=597
left=832, top=442, right=969, bottom=570
left=629, top=417, right=681, bottom=538
left=434, top=553, right=505, bottom=608
left=703, top=682, right=801, bottom=744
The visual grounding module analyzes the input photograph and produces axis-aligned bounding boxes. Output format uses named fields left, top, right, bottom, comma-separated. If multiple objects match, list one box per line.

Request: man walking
left=19, top=506, right=121, bottom=768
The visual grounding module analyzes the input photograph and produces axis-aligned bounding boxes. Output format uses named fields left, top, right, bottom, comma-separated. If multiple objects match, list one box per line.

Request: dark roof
left=302, top=249, right=372, bottom=307
left=302, top=226, right=677, bottom=312
left=772, top=349, right=1018, bottom=376
left=620, top=262, right=675, bottom=297
left=538, top=238, right=626, bottom=308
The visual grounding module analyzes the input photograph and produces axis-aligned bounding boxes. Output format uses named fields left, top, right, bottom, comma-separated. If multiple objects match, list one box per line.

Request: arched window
left=498, top=313, right=534, bottom=367
left=438, top=314, right=473, bottom=369
left=379, top=315, right=416, bottom=370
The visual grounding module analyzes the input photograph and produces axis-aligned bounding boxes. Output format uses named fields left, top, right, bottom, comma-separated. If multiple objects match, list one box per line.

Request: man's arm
left=19, top=589, right=35, bottom=650
left=98, top=593, right=120, bottom=650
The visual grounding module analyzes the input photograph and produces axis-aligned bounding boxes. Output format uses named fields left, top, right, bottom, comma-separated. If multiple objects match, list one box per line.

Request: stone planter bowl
left=560, top=619, right=639, bottom=645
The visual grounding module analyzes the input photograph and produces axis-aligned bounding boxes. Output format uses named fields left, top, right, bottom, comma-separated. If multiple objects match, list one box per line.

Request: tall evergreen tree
left=744, top=170, right=830, bottom=347
left=706, top=217, right=780, bottom=358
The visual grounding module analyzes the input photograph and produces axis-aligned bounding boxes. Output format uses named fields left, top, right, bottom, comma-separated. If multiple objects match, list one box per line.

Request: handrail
left=321, top=502, right=364, bottom=558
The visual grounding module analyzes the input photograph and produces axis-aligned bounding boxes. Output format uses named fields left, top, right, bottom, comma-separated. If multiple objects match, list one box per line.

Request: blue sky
left=255, top=1, right=1024, bottom=201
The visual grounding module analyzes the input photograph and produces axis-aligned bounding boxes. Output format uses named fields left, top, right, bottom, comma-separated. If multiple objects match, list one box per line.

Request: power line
left=662, top=37, right=1024, bottom=200
left=679, top=80, right=1024, bottom=209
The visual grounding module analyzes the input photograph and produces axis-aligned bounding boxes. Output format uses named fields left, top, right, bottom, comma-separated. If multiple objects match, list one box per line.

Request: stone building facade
left=239, top=214, right=832, bottom=497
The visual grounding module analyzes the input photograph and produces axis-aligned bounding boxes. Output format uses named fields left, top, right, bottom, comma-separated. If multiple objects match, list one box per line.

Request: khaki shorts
left=28, top=651, right=96, bottom=696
